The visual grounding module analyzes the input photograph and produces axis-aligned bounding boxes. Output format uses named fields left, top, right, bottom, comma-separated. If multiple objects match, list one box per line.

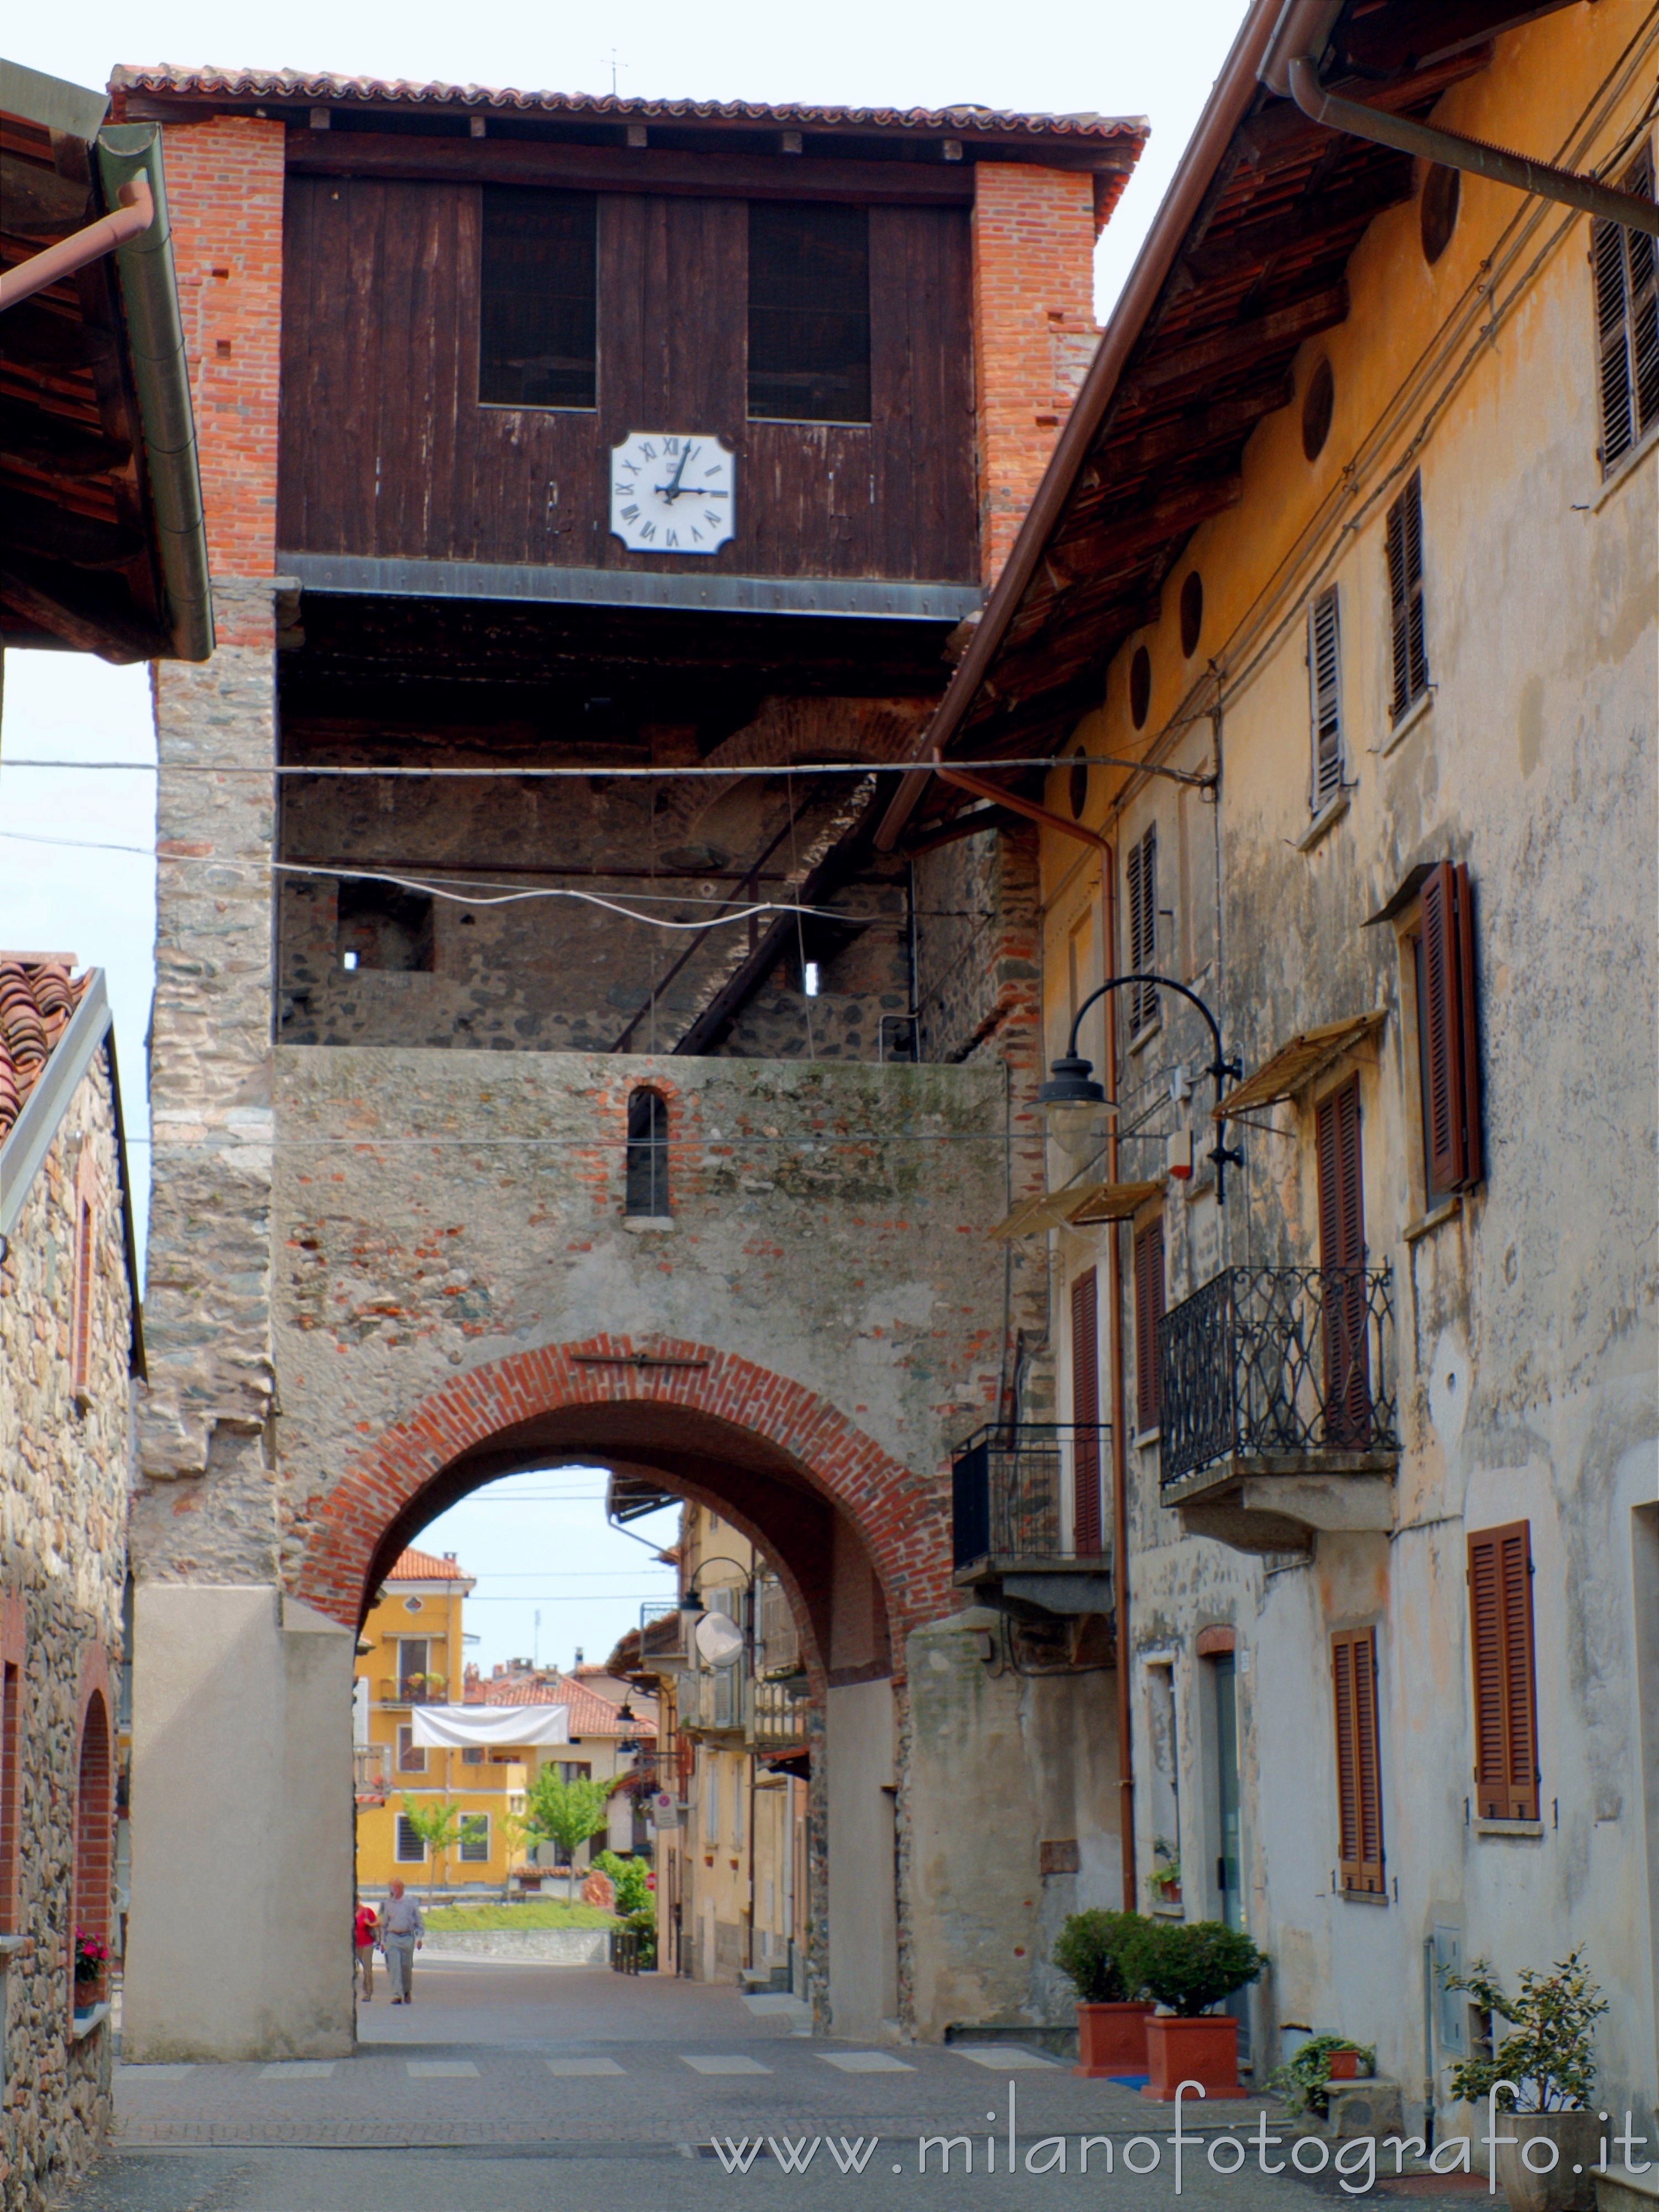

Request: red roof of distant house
left=0, top=959, right=88, bottom=1147
left=387, top=1546, right=469, bottom=1583
left=472, top=1671, right=657, bottom=1739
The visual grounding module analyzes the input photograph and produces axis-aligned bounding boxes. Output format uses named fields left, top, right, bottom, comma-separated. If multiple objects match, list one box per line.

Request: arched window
left=72, top=1692, right=112, bottom=2018
left=625, top=1088, right=670, bottom=1220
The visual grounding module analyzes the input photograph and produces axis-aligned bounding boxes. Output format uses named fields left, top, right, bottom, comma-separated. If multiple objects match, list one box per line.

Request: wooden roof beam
left=1051, top=476, right=1242, bottom=586
left=1123, top=283, right=1348, bottom=403
left=1181, top=168, right=1412, bottom=284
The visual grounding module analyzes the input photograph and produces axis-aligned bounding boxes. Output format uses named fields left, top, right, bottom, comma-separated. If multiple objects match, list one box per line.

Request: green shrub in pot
left=1141, top=1919, right=1266, bottom=2016
left=1440, top=1949, right=1606, bottom=2111
left=1051, top=1909, right=1154, bottom=2004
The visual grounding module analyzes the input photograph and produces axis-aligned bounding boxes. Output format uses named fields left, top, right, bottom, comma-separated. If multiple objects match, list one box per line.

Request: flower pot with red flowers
left=73, top=1928, right=109, bottom=2010
left=1051, top=1909, right=1155, bottom=2078
left=1137, top=1921, right=1267, bottom=2100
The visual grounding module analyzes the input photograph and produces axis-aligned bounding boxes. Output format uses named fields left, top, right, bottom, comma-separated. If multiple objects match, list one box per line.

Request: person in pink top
left=353, top=1901, right=379, bottom=2000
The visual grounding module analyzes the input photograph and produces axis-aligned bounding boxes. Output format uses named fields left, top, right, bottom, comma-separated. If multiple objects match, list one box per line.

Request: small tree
left=523, top=1768, right=611, bottom=1900
left=498, top=1808, right=535, bottom=1872
left=1441, top=1949, right=1608, bottom=2112
left=398, top=1797, right=463, bottom=1890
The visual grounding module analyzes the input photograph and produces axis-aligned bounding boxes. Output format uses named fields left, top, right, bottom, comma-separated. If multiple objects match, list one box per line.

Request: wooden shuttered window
left=1385, top=471, right=1428, bottom=721
left=1418, top=861, right=1483, bottom=1194
left=479, top=189, right=598, bottom=411
left=1133, top=1217, right=1165, bottom=1434
left=1070, top=1269, right=1104, bottom=1554
left=1331, top=1627, right=1385, bottom=1894
left=1315, top=1077, right=1371, bottom=1447
left=1592, top=148, right=1658, bottom=473
left=1126, top=827, right=1159, bottom=1033
left=1467, top=1522, right=1540, bottom=1821
left=1308, top=586, right=1344, bottom=810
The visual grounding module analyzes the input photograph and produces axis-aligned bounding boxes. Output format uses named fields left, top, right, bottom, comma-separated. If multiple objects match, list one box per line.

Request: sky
left=0, top=0, right=1247, bottom=1673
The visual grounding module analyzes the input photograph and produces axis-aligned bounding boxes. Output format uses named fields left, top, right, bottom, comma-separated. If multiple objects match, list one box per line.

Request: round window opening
left=1069, top=748, right=1089, bottom=819
left=1302, top=357, right=1335, bottom=462
left=1421, top=163, right=1460, bottom=265
left=1179, top=571, right=1204, bottom=658
left=1129, top=645, right=1152, bottom=730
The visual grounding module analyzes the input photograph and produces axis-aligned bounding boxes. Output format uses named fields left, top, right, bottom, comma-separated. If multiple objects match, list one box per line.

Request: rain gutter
left=96, top=124, right=215, bottom=661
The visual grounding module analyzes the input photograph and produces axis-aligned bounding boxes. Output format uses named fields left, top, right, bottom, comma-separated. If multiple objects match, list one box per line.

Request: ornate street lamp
left=1038, top=973, right=1245, bottom=1201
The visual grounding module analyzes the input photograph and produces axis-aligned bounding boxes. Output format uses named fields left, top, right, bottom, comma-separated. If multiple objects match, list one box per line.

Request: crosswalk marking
left=679, top=2054, right=773, bottom=2075
left=816, top=2051, right=915, bottom=2073
left=546, top=2057, right=627, bottom=2078
left=259, top=2061, right=335, bottom=2079
left=952, top=2045, right=1057, bottom=2069
left=406, top=2060, right=480, bottom=2078
left=118, top=2064, right=196, bottom=2080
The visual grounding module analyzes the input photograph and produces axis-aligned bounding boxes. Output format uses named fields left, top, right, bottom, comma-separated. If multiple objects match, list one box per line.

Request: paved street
left=64, top=1960, right=1486, bottom=2211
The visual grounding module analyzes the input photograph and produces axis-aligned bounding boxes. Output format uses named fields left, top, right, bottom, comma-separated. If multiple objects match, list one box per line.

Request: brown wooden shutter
left=1316, top=1078, right=1370, bottom=1447
left=1133, top=1218, right=1165, bottom=1433
left=1331, top=1627, right=1385, bottom=1894
left=1386, top=471, right=1428, bottom=718
left=1070, top=1269, right=1103, bottom=1554
left=1467, top=1522, right=1540, bottom=1820
left=1420, top=861, right=1483, bottom=1193
left=1308, top=586, right=1343, bottom=809
left=1592, top=150, right=1658, bottom=473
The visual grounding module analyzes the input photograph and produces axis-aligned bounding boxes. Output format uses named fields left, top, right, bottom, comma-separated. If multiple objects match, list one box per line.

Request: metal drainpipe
left=932, top=750, right=1136, bottom=1906
left=0, top=174, right=153, bottom=310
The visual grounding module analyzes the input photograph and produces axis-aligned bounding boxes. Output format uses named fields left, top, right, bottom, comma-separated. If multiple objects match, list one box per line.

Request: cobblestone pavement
left=66, top=1961, right=1488, bottom=2211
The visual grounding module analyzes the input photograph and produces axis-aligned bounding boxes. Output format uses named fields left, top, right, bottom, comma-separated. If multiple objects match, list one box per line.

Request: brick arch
left=285, top=1337, right=951, bottom=1666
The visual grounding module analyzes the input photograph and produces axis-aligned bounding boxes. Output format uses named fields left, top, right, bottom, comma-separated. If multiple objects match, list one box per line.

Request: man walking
left=378, top=1879, right=425, bottom=2005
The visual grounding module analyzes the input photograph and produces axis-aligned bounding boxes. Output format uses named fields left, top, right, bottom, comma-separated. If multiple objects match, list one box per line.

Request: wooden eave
left=991, top=1176, right=1166, bottom=1240
left=893, top=0, right=1584, bottom=837
left=1216, top=1009, right=1387, bottom=1118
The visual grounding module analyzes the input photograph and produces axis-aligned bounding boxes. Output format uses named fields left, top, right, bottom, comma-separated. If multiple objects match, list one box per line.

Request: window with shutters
left=1307, top=586, right=1344, bottom=811
left=458, top=1813, right=490, bottom=1864
left=1133, top=1217, right=1165, bottom=1433
left=1331, top=1628, right=1385, bottom=1894
left=1126, top=827, right=1159, bottom=1036
left=1467, top=1522, right=1540, bottom=1821
left=479, top=189, right=598, bottom=411
left=1315, top=1078, right=1371, bottom=1448
left=1385, top=472, right=1428, bottom=722
left=1592, top=147, right=1658, bottom=474
left=1413, top=862, right=1483, bottom=1198
left=748, top=203, right=871, bottom=424
left=394, top=1814, right=426, bottom=1863
left=1070, top=1269, right=1104, bottom=1553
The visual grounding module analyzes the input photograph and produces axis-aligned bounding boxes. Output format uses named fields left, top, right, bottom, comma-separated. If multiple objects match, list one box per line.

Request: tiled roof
left=0, top=959, right=88, bottom=1148
left=109, top=66, right=1146, bottom=144
left=386, top=1545, right=468, bottom=1582
left=474, top=1671, right=658, bottom=1738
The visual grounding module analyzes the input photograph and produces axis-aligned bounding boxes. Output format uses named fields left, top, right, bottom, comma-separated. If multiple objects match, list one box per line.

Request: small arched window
left=72, top=1691, right=112, bottom=2018
left=625, top=1088, right=670, bottom=1220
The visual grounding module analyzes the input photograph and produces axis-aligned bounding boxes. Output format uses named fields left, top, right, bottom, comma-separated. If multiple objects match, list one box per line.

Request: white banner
left=409, top=1704, right=570, bottom=1750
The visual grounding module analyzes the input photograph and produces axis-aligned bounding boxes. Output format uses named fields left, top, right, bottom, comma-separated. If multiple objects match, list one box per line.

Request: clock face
left=610, top=432, right=735, bottom=555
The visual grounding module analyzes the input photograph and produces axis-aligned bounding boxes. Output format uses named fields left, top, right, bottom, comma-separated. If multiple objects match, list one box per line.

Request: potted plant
left=1149, top=1837, right=1182, bottom=1908
left=1052, top=1909, right=1155, bottom=2078
left=1441, top=1949, right=1608, bottom=2212
left=1267, top=2032, right=1378, bottom=2117
left=1138, top=1919, right=1266, bottom=2099
left=73, top=1927, right=108, bottom=2011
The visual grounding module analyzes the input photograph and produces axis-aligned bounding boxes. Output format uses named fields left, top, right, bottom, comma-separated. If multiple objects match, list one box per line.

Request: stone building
left=114, top=61, right=1154, bottom=2059
left=906, top=0, right=1657, bottom=2126
left=0, top=962, right=143, bottom=2209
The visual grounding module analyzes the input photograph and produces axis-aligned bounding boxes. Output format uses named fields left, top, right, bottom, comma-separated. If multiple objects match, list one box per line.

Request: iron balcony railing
left=1157, top=1265, right=1399, bottom=1489
left=951, top=1423, right=1113, bottom=1574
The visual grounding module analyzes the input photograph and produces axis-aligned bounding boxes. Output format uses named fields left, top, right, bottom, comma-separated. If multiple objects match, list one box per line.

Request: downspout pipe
left=96, top=124, right=215, bottom=661
left=0, top=175, right=153, bottom=311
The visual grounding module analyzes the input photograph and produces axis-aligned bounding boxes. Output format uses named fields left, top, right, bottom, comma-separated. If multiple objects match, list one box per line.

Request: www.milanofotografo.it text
left=708, top=2083, right=1656, bottom=2193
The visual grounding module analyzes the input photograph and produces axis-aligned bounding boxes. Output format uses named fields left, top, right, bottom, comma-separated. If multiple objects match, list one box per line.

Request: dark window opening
left=1385, top=471, right=1428, bottom=722
left=337, top=880, right=434, bottom=974
left=1133, top=1217, right=1165, bottom=1433
left=480, top=187, right=598, bottom=411
left=1315, top=1076, right=1371, bottom=1448
left=1592, top=149, right=1658, bottom=474
left=395, top=1814, right=426, bottom=1861
left=459, top=1814, right=490, bottom=1863
left=1179, top=571, right=1203, bottom=658
left=1129, top=644, right=1152, bottom=728
left=1126, top=826, right=1159, bottom=1034
left=1420, top=164, right=1460, bottom=266
left=748, top=202, right=870, bottom=423
left=1070, top=1269, right=1103, bottom=1554
left=625, top=1087, right=670, bottom=1218
left=1302, top=356, right=1334, bottom=460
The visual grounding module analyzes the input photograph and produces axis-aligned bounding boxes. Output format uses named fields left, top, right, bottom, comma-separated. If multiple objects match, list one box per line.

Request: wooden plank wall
left=278, top=177, right=977, bottom=581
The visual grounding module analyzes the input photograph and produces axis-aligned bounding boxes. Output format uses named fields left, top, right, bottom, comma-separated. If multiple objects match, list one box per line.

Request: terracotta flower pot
left=1075, top=2000, right=1154, bottom=2078
left=1327, top=2047, right=1361, bottom=2080
left=1493, top=2111, right=1601, bottom=2212
left=1141, top=2012, right=1245, bottom=2100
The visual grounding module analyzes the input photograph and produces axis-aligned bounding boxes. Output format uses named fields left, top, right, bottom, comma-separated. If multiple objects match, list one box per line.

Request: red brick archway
left=285, top=1336, right=951, bottom=1657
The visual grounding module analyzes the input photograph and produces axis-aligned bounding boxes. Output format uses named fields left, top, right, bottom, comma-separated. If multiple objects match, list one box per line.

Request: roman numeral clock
left=610, top=433, right=735, bottom=554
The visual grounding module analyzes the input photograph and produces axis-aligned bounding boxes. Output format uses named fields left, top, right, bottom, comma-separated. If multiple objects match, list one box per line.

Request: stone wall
left=0, top=1054, right=131, bottom=2211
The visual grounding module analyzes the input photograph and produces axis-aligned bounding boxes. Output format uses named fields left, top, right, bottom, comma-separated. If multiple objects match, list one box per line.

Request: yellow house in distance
left=353, top=1546, right=532, bottom=1893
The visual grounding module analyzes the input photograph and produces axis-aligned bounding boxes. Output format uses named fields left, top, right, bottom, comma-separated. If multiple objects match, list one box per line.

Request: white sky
left=0, top=0, right=1246, bottom=1671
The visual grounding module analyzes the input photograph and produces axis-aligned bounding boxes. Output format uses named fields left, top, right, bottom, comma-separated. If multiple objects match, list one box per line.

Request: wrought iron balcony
left=951, top=1424, right=1113, bottom=1617
left=377, top=1675, right=448, bottom=1706
left=1157, top=1265, right=1400, bottom=1552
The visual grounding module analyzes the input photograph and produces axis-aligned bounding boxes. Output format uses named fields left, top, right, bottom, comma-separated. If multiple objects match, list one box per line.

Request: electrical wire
left=0, top=753, right=1209, bottom=779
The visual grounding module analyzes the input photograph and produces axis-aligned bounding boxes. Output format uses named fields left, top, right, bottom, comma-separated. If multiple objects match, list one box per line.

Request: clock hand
left=657, top=442, right=696, bottom=503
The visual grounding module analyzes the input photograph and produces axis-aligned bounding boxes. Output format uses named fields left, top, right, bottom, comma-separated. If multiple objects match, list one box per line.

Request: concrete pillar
left=123, top=1585, right=354, bottom=2062
left=825, top=1678, right=899, bottom=2037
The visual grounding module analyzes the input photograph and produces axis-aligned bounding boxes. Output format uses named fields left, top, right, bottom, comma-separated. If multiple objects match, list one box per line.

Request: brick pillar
left=971, top=165, right=1099, bottom=586
left=137, top=118, right=285, bottom=1540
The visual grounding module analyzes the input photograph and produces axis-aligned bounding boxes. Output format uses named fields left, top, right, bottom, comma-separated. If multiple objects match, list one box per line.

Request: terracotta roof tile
left=387, top=1545, right=468, bottom=1582
left=0, top=959, right=88, bottom=1149
left=473, top=1670, right=658, bottom=1738
left=109, top=66, right=1146, bottom=145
